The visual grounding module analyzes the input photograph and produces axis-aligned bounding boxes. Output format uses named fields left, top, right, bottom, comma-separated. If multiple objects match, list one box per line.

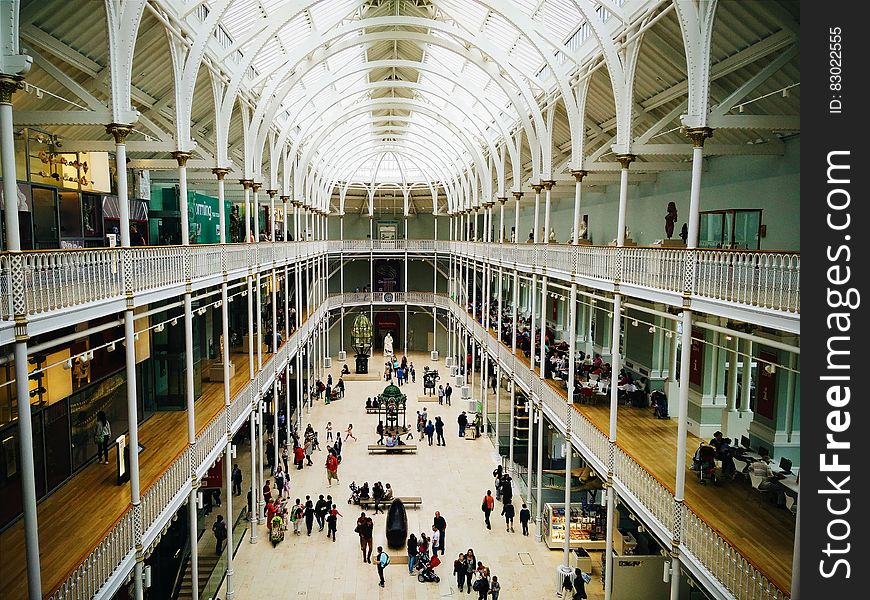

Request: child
left=490, top=575, right=501, bottom=599
left=326, top=422, right=333, bottom=441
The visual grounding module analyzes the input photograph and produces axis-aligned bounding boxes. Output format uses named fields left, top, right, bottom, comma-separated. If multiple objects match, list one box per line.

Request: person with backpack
left=489, top=575, right=501, bottom=599
left=291, top=498, right=304, bottom=535
left=326, top=451, right=339, bottom=486
left=376, top=420, right=385, bottom=445
left=375, top=546, right=390, bottom=587
left=212, top=515, right=227, bottom=555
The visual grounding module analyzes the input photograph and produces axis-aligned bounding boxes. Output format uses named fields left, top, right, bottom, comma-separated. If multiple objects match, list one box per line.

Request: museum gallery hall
left=0, top=1, right=800, bottom=599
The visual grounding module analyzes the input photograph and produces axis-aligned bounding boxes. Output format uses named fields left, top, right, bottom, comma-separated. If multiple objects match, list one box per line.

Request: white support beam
left=706, top=114, right=800, bottom=131
left=552, top=173, right=658, bottom=184
left=711, top=46, right=800, bottom=116
left=57, top=140, right=183, bottom=153
left=127, top=158, right=218, bottom=170
left=585, top=161, right=693, bottom=172
left=629, top=143, right=784, bottom=156
left=25, top=46, right=106, bottom=111
left=13, top=110, right=136, bottom=126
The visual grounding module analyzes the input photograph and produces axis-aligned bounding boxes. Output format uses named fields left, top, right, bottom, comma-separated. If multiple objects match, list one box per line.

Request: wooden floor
left=480, top=322, right=794, bottom=593
left=0, top=338, right=284, bottom=599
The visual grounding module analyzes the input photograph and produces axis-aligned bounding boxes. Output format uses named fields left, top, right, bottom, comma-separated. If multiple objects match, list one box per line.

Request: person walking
left=407, top=533, right=419, bottom=574
left=490, top=575, right=501, bottom=600
left=355, top=512, right=374, bottom=563
left=212, top=514, right=227, bottom=555
left=345, top=423, right=358, bottom=441
left=482, top=490, right=494, bottom=530
left=304, top=497, right=315, bottom=536
left=315, top=494, right=329, bottom=531
left=294, top=444, right=305, bottom=470
left=519, top=503, right=531, bottom=536
left=501, top=499, right=515, bottom=532
left=475, top=565, right=490, bottom=600
left=232, top=463, right=243, bottom=496
left=291, top=499, right=304, bottom=535
left=464, top=550, right=477, bottom=594
left=433, top=511, right=447, bottom=554
left=454, top=553, right=468, bottom=592
left=410, top=363, right=416, bottom=383
left=377, top=420, right=385, bottom=445
left=375, top=546, right=389, bottom=588
left=326, top=504, right=342, bottom=541
left=371, top=481, right=385, bottom=515
left=445, top=383, right=452, bottom=406
left=435, top=416, right=446, bottom=446
left=500, top=474, right=513, bottom=506
left=94, top=410, right=111, bottom=464
left=274, top=466, right=286, bottom=499
left=425, top=420, right=435, bottom=446
left=326, top=451, right=340, bottom=486
left=304, top=437, right=314, bottom=466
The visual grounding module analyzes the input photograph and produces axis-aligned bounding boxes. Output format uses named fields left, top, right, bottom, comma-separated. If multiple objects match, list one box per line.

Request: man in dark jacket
left=433, top=511, right=447, bottom=553
left=458, top=412, right=468, bottom=437
left=315, top=494, right=329, bottom=531
left=434, top=417, right=446, bottom=446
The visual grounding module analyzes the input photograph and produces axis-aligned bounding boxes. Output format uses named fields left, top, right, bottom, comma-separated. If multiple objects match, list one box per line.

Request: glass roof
left=192, top=0, right=629, bottom=191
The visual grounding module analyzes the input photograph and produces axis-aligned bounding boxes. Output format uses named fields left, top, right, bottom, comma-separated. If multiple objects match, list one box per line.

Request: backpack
left=381, top=552, right=390, bottom=567
left=562, top=574, right=574, bottom=591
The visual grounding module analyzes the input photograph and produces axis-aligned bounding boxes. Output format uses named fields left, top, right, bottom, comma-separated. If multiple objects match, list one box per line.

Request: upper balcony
left=0, top=239, right=799, bottom=343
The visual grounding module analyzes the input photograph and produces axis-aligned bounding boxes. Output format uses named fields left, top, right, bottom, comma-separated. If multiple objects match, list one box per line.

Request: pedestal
left=355, top=355, right=369, bottom=374
left=656, top=239, right=686, bottom=248
left=575, top=239, right=592, bottom=246
left=209, top=361, right=236, bottom=382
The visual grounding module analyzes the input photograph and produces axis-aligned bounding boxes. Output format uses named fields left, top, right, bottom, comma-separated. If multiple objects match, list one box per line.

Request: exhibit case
left=541, top=502, right=606, bottom=549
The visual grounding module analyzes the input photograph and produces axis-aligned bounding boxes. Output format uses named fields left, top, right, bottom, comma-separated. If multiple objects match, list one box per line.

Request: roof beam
left=630, top=142, right=784, bottom=156
left=55, top=140, right=181, bottom=153
left=127, top=158, right=217, bottom=170
left=706, top=114, right=800, bottom=131
left=585, top=161, right=693, bottom=172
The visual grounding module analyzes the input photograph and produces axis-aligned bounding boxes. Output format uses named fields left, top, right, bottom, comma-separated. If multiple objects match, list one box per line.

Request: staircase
left=176, top=554, right=221, bottom=600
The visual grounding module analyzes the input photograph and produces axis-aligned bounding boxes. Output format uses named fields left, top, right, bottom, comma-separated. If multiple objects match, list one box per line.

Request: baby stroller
left=416, top=554, right=441, bottom=583
left=696, top=444, right=719, bottom=485
left=651, top=390, right=669, bottom=419
left=270, top=515, right=285, bottom=546
left=348, top=481, right=370, bottom=505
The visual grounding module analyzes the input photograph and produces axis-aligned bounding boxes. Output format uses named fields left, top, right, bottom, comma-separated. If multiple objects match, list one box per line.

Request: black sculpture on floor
left=386, top=498, right=408, bottom=549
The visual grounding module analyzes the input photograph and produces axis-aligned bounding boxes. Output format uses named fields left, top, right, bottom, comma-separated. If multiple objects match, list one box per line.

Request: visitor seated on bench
left=341, top=364, right=350, bottom=375
left=366, top=398, right=373, bottom=409
left=385, top=433, right=398, bottom=447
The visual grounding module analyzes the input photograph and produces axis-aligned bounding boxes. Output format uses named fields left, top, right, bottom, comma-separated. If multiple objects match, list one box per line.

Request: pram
left=696, top=444, right=719, bottom=485
left=651, top=390, right=669, bottom=419
left=416, top=554, right=441, bottom=583
left=270, top=516, right=285, bottom=546
left=348, top=481, right=370, bottom=505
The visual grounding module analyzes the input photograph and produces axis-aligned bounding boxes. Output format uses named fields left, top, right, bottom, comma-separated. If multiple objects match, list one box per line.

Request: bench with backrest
left=367, top=443, right=417, bottom=454
left=359, top=496, right=422, bottom=509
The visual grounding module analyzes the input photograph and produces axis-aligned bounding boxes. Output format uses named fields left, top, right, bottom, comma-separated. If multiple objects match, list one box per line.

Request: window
left=699, top=209, right=763, bottom=250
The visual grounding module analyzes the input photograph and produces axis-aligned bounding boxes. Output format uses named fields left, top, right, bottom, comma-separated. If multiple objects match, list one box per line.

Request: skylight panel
left=435, top=0, right=489, bottom=31
left=221, top=0, right=263, bottom=39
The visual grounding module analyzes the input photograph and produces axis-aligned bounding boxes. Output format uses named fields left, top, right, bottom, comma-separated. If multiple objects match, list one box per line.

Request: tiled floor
left=222, top=352, right=603, bottom=599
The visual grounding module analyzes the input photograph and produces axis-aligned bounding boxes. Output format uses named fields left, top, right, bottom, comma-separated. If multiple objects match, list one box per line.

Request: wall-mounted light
left=171, top=318, right=178, bottom=326
left=107, top=341, right=116, bottom=352
left=63, top=358, right=73, bottom=370
left=764, top=364, right=777, bottom=374
left=631, top=320, right=638, bottom=327
left=154, top=323, right=165, bottom=333
left=648, top=326, right=655, bottom=334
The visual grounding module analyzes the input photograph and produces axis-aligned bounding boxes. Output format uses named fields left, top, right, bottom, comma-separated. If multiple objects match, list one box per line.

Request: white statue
left=625, top=225, right=631, bottom=240
left=578, top=220, right=588, bottom=239
left=549, top=227, right=557, bottom=242
left=383, top=332, right=394, bottom=356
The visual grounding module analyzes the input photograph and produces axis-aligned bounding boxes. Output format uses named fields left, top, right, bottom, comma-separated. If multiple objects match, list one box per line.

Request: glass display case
left=542, top=502, right=606, bottom=549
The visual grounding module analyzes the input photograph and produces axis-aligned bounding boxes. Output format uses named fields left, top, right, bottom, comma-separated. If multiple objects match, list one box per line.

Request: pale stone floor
left=221, top=352, right=604, bottom=600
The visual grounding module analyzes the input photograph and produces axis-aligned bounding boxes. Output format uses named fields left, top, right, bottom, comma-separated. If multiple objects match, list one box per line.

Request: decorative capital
left=266, top=189, right=277, bottom=198
left=531, top=183, right=544, bottom=193
left=0, top=75, right=24, bottom=104
left=497, top=196, right=508, bottom=205
left=251, top=182, right=262, bottom=193
left=280, top=195, right=290, bottom=202
left=239, top=178, right=254, bottom=189
left=571, top=170, right=588, bottom=182
left=686, top=127, right=714, bottom=149
left=212, top=167, right=230, bottom=180
left=541, top=180, right=555, bottom=191
left=512, top=191, right=524, bottom=200
left=106, top=123, right=134, bottom=145
left=616, top=154, right=636, bottom=169
left=291, top=200, right=301, bottom=207
left=171, top=151, right=192, bottom=167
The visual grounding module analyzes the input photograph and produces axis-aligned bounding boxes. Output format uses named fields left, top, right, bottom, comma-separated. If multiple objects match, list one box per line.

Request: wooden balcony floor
left=480, top=322, right=794, bottom=593
left=0, top=345, right=277, bottom=599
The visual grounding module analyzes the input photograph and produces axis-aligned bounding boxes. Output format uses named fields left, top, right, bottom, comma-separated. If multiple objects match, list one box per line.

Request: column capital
left=266, top=189, right=277, bottom=198
left=279, top=195, right=290, bottom=202
left=616, top=154, right=636, bottom=169
left=541, top=180, right=556, bottom=191
left=497, top=196, right=508, bottom=204
left=239, top=178, right=254, bottom=189
left=106, top=123, right=135, bottom=144
left=251, top=182, right=262, bottom=193
left=291, top=200, right=301, bottom=207
left=531, top=183, right=544, bottom=193
left=512, top=191, right=524, bottom=199
left=212, top=167, right=230, bottom=180
left=571, top=169, right=588, bottom=182
left=171, top=151, right=192, bottom=167
left=685, top=127, right=714, bottom=148
left=0, top=74, right=24, bottom=104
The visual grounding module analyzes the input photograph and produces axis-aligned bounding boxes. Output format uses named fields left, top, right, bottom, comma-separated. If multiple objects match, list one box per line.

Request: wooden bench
left=367, top=444, right=417, bottom=454
left=365, top=407, right=380, bottom=414
left=359, top=496, right=422, bottom=509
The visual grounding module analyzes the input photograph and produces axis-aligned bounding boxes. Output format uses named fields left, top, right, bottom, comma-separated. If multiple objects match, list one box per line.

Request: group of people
left=482, top=465, right=532, bottom=535
left=413, top=410, right=447, bottom=446
left=451, top=549, right=501, bottom=599
left=313, top=373, right=345, bottom=404
left=384, top=354, right=415, bottom=386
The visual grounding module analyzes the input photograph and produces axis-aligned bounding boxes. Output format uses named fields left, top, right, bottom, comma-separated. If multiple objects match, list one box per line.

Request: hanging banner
left=756, top=350, right=777, bottom=420
left=689, top=328, right=704, bottom=387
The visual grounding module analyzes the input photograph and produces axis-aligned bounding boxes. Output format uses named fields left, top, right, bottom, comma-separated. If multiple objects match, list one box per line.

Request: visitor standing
left=326, top=504, right=342, bottom=541
left=94, top=410, right=111, bottom=464
left=433, top=511, right=447, bottom=553
left=212, top=515, right=227, bottom=555
left=304, top=497, right=315, bottom=536
left=410, top=363, right=416, bottom=382
left=377, top=420, right=385, bottom=445
left=425, top=420, right=435, bottom=446
left=407, top=533, right=419, bottom=574
left=501, top=500, right=515, bottom=532
left=438, top=385, right=445, bottom=405
left=315, top=494, right=329, bottom=531
left=232, top=463, right=243, bottom=496
left=375, top=546, right=389, bottom=588
left=326, top=451, right=340, bottom=486
left=326, top=421, right=333, bottom=440
left=435, top=416, right=446, bottom=446
left=445, top=383, right=452, bottom=405
left=458, top=411, right=468, bottom=437
left=431, top=525, right=441, bottom=557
